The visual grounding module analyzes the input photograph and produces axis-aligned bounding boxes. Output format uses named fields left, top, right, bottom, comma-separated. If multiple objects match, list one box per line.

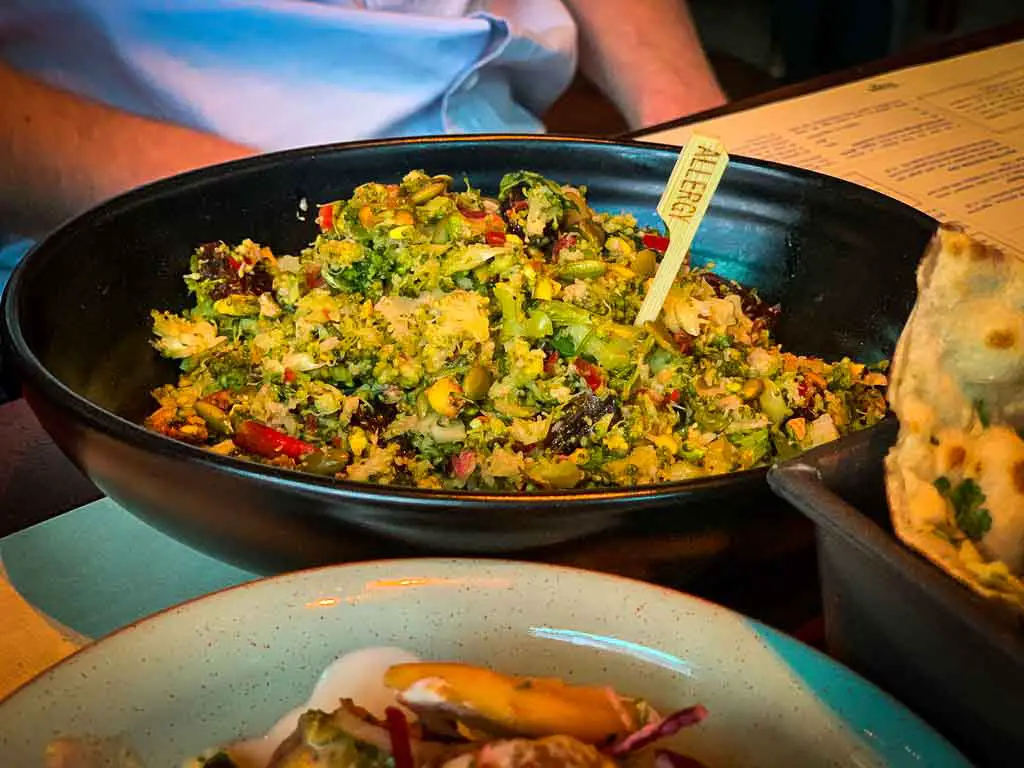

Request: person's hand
left=562, top=0, right=727, bottom=130
left=0, top=63, right=255, bottom=239
left=625, top=69, right=727, bottom=130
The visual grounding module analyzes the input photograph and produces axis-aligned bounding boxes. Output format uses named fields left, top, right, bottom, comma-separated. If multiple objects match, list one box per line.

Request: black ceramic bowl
left=1, top=136, right=936, bottom=571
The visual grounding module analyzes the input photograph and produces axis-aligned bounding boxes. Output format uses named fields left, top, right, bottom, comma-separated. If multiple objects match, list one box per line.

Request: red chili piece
left=608, top=704, right=709, bottom=757
left=284, top=368, right=297, bottom=384
left=317, top=203, right=334, bottom=232
left=234, top=421, right=315, bottom=460
left=642, top=233, right=670, bottom=253
left=485, top=230, right=506, bottom=246
left=543, top=350, right=560, bottom=375
left=573, top=358, right=603, bottom=391
left=458, top=204, right=487, bottom=219
left=305, top=266, right=325, bottom=289
left=226, top=255, right=243, bottom=272
left=384, top=707, right=415, bottom=768
left=668, top=389, right=682, bottom=404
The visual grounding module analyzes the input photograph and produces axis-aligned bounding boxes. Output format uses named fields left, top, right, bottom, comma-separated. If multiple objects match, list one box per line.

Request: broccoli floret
left=727, top=427, right=771, bottom=465
left=322, top=248, right=397, bottom=300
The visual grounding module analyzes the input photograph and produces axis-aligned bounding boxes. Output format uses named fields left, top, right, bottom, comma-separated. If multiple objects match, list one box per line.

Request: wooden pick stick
left=634, top=134, right=729, bottom=327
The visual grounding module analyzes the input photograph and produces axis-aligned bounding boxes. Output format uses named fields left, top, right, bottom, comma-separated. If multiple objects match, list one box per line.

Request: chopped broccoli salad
left=146, top=170, right=888, bottom=491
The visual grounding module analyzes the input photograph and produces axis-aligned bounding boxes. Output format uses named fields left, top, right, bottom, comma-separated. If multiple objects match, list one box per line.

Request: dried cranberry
left=350, top=401, right=398, bottom=435
left=702, top=272, right=780, bottom=329
left=674, top=333, right=695, bottom=355
left=545, top=393, right=621, bottom=455
left=382, top=433, right=416, bottom=457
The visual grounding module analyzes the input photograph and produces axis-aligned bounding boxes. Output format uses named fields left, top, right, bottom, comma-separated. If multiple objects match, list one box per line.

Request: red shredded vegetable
left=573, top=358, right=603, bottom=391
left=385, top=706, right=415, bottom=768
left=553, top=233, right=578, bottom=257
left=607, top=704, right=708, bottom=757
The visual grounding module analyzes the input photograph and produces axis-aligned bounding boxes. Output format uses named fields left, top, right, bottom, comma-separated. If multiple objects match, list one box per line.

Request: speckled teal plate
left=0, top=559, right=968, bottom=767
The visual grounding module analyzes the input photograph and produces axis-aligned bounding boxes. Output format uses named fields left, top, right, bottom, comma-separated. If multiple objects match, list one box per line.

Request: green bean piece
left=194, top=401, right=233, bottom=435
left=299, top=449, right=350, bottom=476
left=555, top=260, right=607, bottom=281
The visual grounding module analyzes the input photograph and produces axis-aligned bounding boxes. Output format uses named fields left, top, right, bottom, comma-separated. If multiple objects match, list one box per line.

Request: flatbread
left=886, top=224, right=1024, bottom=612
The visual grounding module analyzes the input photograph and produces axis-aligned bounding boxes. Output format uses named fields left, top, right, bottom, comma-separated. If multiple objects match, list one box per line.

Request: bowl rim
left=1, top=134, right=937, bottom=507
left=0, top=556, right=729, bottom=704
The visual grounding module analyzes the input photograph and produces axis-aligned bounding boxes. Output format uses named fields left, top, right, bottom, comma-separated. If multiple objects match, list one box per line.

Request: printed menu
left=640, top=40, right=1024, bottom=258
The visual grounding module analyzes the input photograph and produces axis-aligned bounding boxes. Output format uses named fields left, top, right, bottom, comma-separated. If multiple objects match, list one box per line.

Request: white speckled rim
left=0, top=559, right=968, bottom=767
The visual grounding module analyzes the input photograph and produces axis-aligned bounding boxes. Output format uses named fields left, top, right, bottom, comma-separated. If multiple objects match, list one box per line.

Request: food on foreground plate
left=191, top=658, right=709, bottom=768
left=146, top=170, right=888, bottom=490
left=886, top=224, right=1024, bottom=612
left=44, top=650, right=709, bottom=768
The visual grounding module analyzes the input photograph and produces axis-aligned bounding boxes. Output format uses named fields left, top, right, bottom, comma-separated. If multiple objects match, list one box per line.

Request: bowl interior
left=0, top=560, right=965, bottom=767
left=7, top=137, right=935, bottom=426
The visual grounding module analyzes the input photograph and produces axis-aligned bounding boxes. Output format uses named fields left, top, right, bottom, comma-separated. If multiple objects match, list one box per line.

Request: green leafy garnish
left=934, top=476, right=992, bottom=541
left=322, top=247, right=397, bottom=301
left=727, top=428, right=771, bottom=464
left=550, top=331, right=578, bottom=357
left=497, top=170, right=565, bottom=202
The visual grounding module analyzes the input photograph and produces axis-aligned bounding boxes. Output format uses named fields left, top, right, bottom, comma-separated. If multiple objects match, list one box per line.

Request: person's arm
left=561, top=0, right=727, bottom=131
left=0, top=63, right=256, bottom=239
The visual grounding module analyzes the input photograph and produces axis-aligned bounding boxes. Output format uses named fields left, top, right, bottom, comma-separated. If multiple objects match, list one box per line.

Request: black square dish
left=768, top=421, right=1024, bottom=766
